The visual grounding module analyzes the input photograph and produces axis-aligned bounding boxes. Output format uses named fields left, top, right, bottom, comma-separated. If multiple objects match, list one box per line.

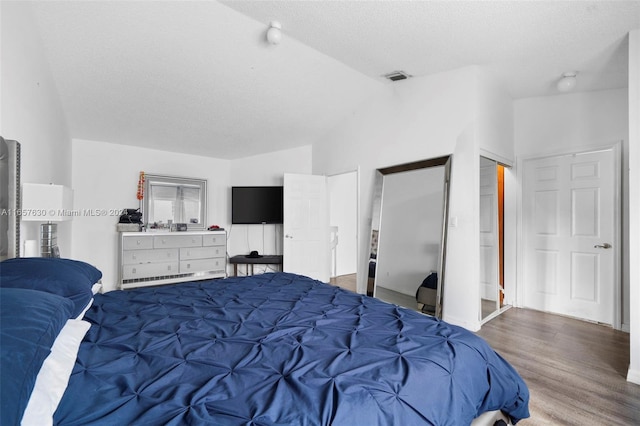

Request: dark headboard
left=0, top=137, right=21, bottom=260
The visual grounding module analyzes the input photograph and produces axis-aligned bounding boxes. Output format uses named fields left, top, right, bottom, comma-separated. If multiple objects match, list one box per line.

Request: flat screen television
left=231, top=186, right=284, bottom=224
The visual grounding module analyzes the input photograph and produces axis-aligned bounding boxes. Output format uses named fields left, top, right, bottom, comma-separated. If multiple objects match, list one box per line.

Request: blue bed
left=0, top=261, right=529, bottom=426
left=51, top=272, right=529, bottom=425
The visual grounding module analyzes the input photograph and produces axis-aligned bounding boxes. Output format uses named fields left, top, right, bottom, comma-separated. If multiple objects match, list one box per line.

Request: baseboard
left=443, top=314, right=481, bottom=332
left=627, top=367, right=640, bottom=385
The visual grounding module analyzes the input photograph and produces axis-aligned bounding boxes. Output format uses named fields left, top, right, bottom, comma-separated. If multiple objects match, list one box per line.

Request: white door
left=522, top=147, right=618, bottom=325
left=283, top=173, right=330, bottom=282
left=479, top=157, right=499, bottom=315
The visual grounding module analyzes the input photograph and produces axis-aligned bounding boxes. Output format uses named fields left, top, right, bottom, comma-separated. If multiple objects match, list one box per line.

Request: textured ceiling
left=224, top=0, right=639, bottom=98
left=24, top=1, right=640, bottom=159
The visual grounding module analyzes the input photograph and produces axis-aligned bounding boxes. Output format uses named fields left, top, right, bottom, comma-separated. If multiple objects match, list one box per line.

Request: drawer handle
left=167, top=265, right=172, bottom=271
left=186, top=263, right=191, bottom=269
left=132, top=254, right=137, bottom=260
left=132, top=268, right=136, bottom=274
left=136, top=240, right=141, bottom=245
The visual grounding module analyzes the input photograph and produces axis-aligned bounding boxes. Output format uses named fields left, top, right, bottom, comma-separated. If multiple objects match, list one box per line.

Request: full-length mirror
left=143, top=174, right=207, bottom=230
left=368, top=156, right=451, bottom=318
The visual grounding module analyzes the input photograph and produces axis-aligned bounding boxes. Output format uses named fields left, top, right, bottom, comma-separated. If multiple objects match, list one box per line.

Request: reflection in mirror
left=367, top=172, right=384, bottom=296
left=368, top=156, right=451, bottom=318
left=143, top=174, right=207, bottom=230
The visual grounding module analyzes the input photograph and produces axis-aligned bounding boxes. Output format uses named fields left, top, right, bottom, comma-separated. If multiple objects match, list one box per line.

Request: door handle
left=594, top=243, right=612, bottom=249
left=285, top=234, right=293, bottom=239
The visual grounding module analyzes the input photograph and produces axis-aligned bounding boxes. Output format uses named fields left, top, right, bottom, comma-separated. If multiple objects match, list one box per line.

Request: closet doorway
left=480, top=156, right=510, bottom=323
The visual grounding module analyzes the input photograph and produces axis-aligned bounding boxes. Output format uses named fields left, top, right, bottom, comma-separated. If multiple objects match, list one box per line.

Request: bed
left=1, top=258, right=529, bottom=425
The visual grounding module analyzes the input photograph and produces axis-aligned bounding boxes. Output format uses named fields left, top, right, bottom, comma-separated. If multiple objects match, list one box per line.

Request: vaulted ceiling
left=25, top=1, right=640, bottom=159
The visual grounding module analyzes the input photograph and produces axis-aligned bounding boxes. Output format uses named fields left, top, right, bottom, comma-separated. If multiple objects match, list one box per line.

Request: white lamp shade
left=21, top=183, right=73, bottom=222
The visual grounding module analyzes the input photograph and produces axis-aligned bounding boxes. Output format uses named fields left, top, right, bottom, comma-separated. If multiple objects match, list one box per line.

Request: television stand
left=229, top=254, right=283, bottom=276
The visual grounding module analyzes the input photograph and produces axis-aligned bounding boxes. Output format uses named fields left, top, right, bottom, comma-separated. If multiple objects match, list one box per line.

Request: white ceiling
left=26, top=1, right=640, bottom=159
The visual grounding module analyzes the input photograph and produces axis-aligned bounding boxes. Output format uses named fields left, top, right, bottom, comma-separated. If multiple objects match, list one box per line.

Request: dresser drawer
left=180, top=246, right=225, bottom=260
left=180, top=258, right=225, bottom=274
left=203, top=233, right=226, bottom=247
left=153, top=234, right=202, bottom=249
left=122, top=236, right=153, bottom=250
left=122, top=262, right=179, bottom=280
left=119, top=231, right=227, bottom=289
left=122, top=248, right=179, bottom=265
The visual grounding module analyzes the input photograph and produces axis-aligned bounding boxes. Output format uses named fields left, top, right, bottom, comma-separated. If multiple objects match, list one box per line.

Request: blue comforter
left=55, top=273, right=529, bottom=425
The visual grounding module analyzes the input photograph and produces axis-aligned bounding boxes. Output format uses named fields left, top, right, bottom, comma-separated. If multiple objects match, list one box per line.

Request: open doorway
left=328, top=170, right=358, bottom=293
left=480, top=157, right=509, bottom=322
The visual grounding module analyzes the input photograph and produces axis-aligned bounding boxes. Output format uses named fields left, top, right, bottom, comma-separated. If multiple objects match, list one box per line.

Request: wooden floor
left=329, top=273, right=357, bottom=293
left=477, top=308, right=640, bottom=425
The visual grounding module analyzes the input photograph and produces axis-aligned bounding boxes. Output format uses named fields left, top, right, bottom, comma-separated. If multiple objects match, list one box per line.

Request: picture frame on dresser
left=119, top=230, right=227, bottom=289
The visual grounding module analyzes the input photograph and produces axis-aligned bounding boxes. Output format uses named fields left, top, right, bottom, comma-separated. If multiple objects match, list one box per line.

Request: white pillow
left=75, top=298, right=94, bottom=320
left=74, top=283, right=101, bottom=319
left=21, top=319, right=91, bottom=426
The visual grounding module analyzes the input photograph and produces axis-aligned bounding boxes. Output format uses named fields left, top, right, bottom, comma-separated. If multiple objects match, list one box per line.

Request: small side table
left=229, top=255, right=283, bottom=276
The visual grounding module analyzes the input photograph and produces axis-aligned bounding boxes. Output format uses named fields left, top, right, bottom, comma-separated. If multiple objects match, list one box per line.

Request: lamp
left=557, top=71, right=578, bottom=92
left=21, top=183, right=73, bottom=257
left=266, top=21, right=282, bottom=45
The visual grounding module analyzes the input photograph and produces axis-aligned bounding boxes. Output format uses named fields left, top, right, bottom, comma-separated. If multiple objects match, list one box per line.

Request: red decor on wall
left=137, top=171, right=145, bottom=201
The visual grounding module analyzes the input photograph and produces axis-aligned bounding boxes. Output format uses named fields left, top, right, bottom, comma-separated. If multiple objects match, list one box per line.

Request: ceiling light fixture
left=557, top=71, right=578, bottom=92
left=266, top=21, right=282, bottom=45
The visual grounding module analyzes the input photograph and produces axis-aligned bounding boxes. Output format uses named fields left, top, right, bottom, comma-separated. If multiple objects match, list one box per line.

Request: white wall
left=313, top=66, right=485, bottom=330
left=228, top=145, right=312, bottom=270
left=627, top=28, right=640, bottom=385
left=377, top=166, right=445, bottom=296
left=230, top=145, right=312, bottom=186
left=444, top=126, right=481, bottom=329
left=477, top=68, right=515, bottom=162
left=1, top=2, right=73, bottom=253
left=71, top=139, right=230, bottom=292
left=514, top=89, right=630, bottom=328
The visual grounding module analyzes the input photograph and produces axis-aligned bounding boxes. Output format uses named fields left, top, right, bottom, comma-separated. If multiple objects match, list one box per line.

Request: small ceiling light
left=266, top=21, right=282, bottom=45
left=557, top=71, right=578, bottom=92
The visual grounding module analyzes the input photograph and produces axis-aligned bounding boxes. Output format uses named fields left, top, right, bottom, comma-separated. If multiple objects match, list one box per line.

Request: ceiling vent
left=383, top=71, right=412, bottom=82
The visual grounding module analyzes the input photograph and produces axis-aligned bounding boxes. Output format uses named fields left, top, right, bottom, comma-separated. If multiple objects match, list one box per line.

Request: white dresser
left=119, top=230, right=226, bottom=289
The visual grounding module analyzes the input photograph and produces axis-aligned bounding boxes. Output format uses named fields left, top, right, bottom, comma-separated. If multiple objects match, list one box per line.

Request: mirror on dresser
left=143, top=174, right=207, bottom=230
left=118, top=173, right=224, bottom=290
